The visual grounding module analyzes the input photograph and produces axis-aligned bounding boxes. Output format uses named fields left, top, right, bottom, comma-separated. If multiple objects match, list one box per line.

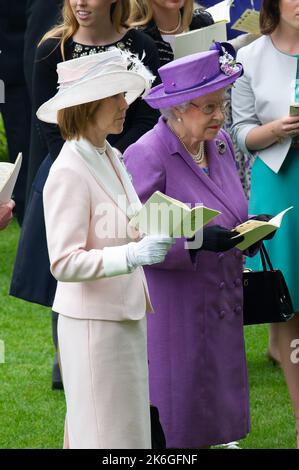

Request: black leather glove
left=200, top=225, right=244, bottom=252
left=250, top=214, right=276, bottom=240
left=250, top=214, right=273, bottom=222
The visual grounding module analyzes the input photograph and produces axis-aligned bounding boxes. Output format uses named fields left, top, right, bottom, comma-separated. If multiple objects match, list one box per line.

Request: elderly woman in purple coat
left=124, top=43, right=273, bottom=448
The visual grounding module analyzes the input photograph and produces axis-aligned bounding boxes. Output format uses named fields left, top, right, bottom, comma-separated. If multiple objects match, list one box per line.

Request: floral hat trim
left=210, top=42, right=243, bottom=78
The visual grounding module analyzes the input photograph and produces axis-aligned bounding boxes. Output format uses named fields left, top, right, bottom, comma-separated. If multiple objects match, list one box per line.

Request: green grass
left=0, top=115, right=65, bottom=449
left=242, top=326, right=295, bottom=449
left=0, top=117, right=296, bottom=449
left=0, top=221, right=65, bottom=449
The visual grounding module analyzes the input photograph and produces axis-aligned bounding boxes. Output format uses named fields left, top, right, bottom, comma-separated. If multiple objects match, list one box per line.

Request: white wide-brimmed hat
left=37, top=48, right=154, bottom=124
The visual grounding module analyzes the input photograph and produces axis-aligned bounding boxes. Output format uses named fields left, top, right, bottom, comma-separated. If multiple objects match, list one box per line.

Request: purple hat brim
left=144, top=66, right=242, bottom=109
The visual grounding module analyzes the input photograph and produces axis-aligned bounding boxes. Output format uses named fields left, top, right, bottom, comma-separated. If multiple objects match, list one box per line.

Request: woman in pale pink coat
left=38, top=49, right=173, bottom=449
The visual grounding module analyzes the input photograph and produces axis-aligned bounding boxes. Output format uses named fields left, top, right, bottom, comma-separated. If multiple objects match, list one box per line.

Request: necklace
left=158, top=11, right=182, bottom=35
left=181, top=140, right=205, bottom=164
left=167, top=121, right=205, bottom=164
left=95, top=142, right=107, bottom=155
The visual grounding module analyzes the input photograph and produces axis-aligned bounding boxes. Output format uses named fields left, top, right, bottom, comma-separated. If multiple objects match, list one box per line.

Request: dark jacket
left=0, top=1, right=27, bottom=85
left=24, top=0, right=63, bottom=95
left=10, top=154, right=56, bottom=307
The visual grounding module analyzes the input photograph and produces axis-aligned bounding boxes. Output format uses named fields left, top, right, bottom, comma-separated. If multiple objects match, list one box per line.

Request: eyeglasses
left=189, top=100, right=230, bottom=115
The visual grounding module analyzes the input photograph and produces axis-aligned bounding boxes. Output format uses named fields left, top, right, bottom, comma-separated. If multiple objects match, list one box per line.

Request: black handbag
left=243, top=244, right=294, bottom=325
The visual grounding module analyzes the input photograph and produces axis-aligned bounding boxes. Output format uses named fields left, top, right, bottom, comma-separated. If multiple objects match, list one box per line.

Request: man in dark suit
left=0, top=1, right=30, bottom=225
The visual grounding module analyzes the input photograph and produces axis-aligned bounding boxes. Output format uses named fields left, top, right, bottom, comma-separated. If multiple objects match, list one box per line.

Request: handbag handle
left=260, top=243, right=274, bottom=272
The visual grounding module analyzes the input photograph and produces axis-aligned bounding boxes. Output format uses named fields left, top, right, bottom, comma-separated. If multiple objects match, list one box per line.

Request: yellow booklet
left=233, top=207, right=293, bottom=251
left=0, top=153, right=22, bottom=204
left=129, top=191, right=220, bottom=238
left=231, top=9, right=260, bottom=35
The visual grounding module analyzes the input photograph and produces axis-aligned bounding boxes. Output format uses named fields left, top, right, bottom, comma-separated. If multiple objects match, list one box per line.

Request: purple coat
left=124, top=117, right=250, bottom=448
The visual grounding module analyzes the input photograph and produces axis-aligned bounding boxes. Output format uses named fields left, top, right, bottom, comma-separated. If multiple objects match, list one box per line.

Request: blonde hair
left=57, top=99, right=102, bottom=140
left=39, top=0, right=131, bottom=60
left=128, top=0, right=194, bottom=32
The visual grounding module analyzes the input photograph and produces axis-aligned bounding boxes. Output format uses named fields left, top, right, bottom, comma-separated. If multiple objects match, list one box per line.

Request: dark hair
left=260, top=0, right=281, bottom=35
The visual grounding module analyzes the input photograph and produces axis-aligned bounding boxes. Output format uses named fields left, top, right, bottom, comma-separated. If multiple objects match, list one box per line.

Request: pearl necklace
left=95, top=142, right=107, bottom=155
left=167, top=121, right=205, bottom=164
left=181, top=140, right=205, bottom=164
left=158, top=11, right=182, bottom=35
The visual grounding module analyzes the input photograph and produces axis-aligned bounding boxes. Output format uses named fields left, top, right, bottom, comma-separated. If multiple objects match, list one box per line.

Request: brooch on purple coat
left=216, top=139, right=227, bottom=155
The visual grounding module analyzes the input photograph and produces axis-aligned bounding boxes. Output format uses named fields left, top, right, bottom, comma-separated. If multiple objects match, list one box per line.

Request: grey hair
left=159, top=101, right=191, bottom=120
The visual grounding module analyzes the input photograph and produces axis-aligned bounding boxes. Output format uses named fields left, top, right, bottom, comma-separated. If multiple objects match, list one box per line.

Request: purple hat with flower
left=144, top=42, right=243, bottom=109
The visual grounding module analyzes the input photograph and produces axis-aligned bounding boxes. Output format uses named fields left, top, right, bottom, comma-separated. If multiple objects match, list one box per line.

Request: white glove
left=126, top=235, right=175, bottom=270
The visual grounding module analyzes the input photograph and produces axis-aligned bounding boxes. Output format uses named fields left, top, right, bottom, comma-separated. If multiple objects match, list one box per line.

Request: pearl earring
left=177, top=117, right=182, bottom=122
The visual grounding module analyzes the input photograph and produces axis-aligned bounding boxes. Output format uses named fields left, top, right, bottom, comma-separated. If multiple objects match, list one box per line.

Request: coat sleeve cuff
left=234, top=124, right=258, bottom=156
left=103, top=245, right=129, bottom=277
